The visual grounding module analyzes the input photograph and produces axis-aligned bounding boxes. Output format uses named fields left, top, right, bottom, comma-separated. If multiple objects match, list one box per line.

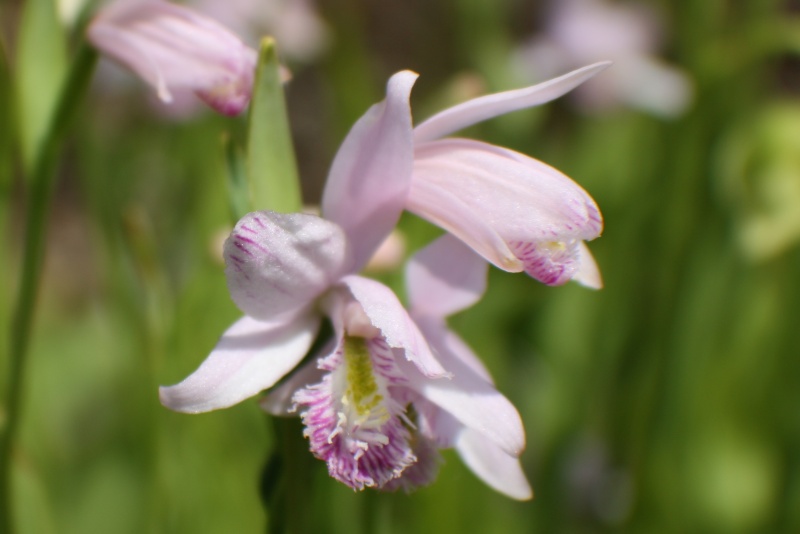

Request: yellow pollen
left=343, top=337, right=385, bottom=417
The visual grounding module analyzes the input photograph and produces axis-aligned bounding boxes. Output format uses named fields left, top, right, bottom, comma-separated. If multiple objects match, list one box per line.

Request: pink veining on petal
left=410, top=138, right=603, bottom=285
left=509, top=239, right=580, bottom=286
left=223, top=211, right=352, bottom=322
left=293, top=336, right=416, bottom=490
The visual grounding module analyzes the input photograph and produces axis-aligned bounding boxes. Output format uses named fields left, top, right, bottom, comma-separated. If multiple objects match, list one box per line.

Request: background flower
left=512, top=0, right=693, bottom=117
left=87, top=0, right=257, bottom=115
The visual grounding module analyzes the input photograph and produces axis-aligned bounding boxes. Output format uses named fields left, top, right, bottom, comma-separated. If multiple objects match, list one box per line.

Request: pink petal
left=455, top=428, right=533, bottom=500
left=88, top=0, right=257, bottom=115
left=399, top=320, right=526, bottom=456
left=159, top=313, right=320, bottom=413
left=413, top=61, right=611, bottom=143
left=409, top=138, right=602, bottom=284
left=321, top=70, right=418, bottom=271
left=416, top=317, right=494, bottom=385
left=292, top=334, right=416, bottom=490
left=509, top=239, right=582, bottom=286
left=406, top=234, right=488, bottom=319
left=224, top=211, right=351, bottom=322
left=337, top=275, right=448, bottom=378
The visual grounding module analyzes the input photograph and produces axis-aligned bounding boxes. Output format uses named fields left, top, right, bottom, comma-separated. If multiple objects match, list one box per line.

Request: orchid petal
left=573, top=241, right=603, bottom=289
left=412, top=394, right=529, bottom=498
left=413, top=61, right=611, bottom=143
left=337, top=275, right=448, bottom=378
left=159, top=313, right=320, bottom=413
left=408, top=174, right=520, bottom=272
left=224, top=211, right=351, bottom=322
left=417, top=317, right=494, bottom=384
left=410, top=138, right=602, bottom=283
left=398, top=320, right=526, bottom=456
left=321, top=70, right=418, bottom=270
left=259, top=357, right=326, bottom=415
left=455, top=428, right=533, bottom=500
left=412, top=394, right=462, bottom=448
left=293, top=334, right=416, bottom=490
left=88, top=0, right=257, bottom=115
left=406, top=234, right=488, bottom=319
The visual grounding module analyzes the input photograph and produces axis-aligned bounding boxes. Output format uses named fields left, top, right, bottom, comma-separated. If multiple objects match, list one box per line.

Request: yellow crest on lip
left=342, top=336, right=387, bottom=421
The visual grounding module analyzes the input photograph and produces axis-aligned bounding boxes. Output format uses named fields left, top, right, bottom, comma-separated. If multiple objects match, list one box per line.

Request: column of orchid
left=87, top=0, right=608, bottom=501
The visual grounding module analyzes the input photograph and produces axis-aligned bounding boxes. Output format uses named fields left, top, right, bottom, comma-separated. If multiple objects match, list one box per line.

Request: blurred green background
left=2, top=0, right=800, bottom=532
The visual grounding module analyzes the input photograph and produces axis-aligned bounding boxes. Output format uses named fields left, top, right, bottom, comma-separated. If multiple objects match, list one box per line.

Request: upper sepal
left=321, top=70, right=418, bottom=270
left=413, top=61, right=611, bottom=142
left=224, top=211, right=352, bottom=322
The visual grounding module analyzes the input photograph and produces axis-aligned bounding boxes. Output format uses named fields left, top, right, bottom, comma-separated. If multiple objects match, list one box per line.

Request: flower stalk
left=0, top=43, right=98, bottom=534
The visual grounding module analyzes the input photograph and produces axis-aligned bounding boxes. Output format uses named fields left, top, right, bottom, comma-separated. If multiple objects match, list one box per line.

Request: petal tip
left=158, top=384, right=201, bottom=414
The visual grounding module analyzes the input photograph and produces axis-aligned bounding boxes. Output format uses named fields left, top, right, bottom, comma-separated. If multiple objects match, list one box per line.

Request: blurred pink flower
left=410, top=63, right=608, bottom=288
left=192, top=0, right=330, bottom=62
left=159, top=71, right=526, bottom=495
left=513, top=0, right=692, bottom=117
left=87, top=0, right=257, bottom=115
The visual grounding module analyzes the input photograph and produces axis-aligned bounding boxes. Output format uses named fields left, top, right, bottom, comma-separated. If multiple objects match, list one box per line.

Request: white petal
left=224, top=211, right=351, bottom=322
left=159, top=313, right=320, bottom=413
left=337, top=276, right=449, bottom=378
left=455, top=428, right=533, bottom=500
left=573, top=241, right=603, bottom=289
left=406, top=234, right=488, bottom=319
left=322, top=70, right=418, bottom=270
left=413, top=61, right=611, bottom=142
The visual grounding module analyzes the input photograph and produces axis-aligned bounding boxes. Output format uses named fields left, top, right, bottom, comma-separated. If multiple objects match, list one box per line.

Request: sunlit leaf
left=245, top=37, right=301, bottom=213
left=15, top=0, right=68, bottom=172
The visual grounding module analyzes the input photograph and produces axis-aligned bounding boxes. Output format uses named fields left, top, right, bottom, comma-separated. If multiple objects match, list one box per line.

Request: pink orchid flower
left=410, top=62, right=609, bottom=288
left=159, top=72, right=525, bottom=494
left=87, top=0, right=257, bottom=115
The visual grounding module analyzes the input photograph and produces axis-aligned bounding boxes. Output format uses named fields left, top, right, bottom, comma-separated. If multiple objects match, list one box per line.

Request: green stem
left=0, top=43, right=97, bottom=534
left=264, top=417, right=315, bottom=534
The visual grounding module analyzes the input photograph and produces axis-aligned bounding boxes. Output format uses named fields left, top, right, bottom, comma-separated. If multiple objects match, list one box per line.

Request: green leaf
left=245, top=37, right=302, bottom=214
left=223, top=134, right=250, bottom=223
left=0, top=38, right=12, bottom=193
left=15, top=0, right=68, bottom=172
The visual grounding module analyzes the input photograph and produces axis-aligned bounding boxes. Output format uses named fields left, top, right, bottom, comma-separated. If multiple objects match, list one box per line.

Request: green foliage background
left=2, top=0, right=800, bottom=532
